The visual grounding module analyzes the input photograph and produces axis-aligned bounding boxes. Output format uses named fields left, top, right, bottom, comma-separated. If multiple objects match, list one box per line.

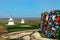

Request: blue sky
left=0, top=0, right=60, bottom=18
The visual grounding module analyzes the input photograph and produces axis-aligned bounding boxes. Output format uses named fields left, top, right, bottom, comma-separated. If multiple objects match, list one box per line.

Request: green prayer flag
left=56, top=13, right=60, bottom=17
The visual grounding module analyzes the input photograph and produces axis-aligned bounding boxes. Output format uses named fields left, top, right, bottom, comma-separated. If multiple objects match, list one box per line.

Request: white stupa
left=21, top=18, right=25, bottom=24
left=8, top=17, right=15, bottom=25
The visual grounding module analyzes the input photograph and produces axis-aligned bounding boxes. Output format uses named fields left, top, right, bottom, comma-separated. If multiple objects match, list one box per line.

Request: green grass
left=0, top=21, right=40, bottom=32
left=5, top=21, right=40, bottom=32
left=6, top=25, right=39, bottom=32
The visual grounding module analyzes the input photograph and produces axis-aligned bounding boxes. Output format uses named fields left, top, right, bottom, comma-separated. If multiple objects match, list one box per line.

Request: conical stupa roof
left=9, top=17, right=14, bottom=21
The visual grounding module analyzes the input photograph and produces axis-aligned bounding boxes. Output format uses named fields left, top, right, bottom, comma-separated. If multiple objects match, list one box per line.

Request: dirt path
left=0, top=26, right=8, bottom=40
left=0, top=37, right=7, bottom=40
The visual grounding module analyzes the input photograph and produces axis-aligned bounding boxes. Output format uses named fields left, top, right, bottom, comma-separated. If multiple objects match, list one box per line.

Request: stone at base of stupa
left=21, top=21, right=25, bottom=24
left=8, top=22, right=15, bottom=25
